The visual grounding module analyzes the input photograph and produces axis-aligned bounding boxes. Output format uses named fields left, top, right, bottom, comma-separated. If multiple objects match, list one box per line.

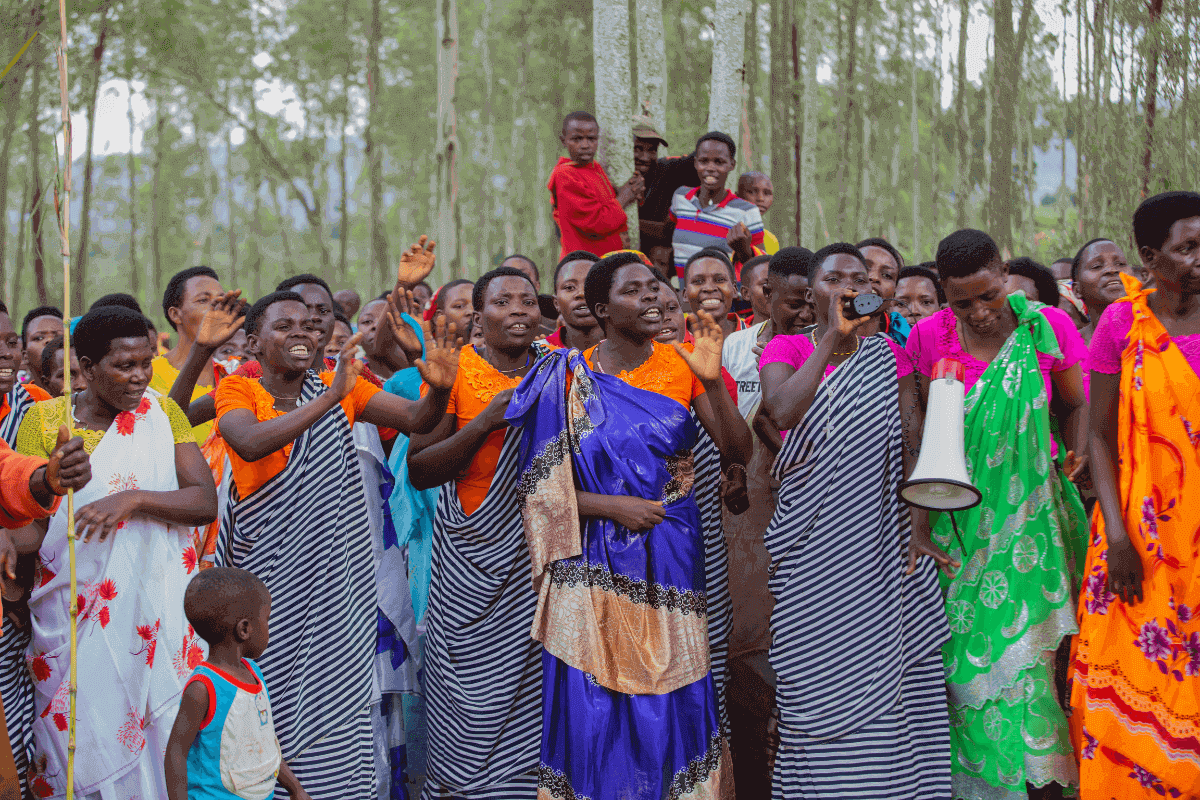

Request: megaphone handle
left=949, top=512, right=967, bottom=556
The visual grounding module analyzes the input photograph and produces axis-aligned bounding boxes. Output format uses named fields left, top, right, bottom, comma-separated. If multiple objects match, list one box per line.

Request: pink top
left=760, top=333, right=913, bottom=378
left=905, top=306, right=1087, bottom=457
left=1089, top=301, right=1200, bottom=380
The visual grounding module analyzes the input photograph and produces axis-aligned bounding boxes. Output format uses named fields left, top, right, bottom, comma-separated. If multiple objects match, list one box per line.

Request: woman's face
left=684, top=257, right=735, bottom=318
left=655, top=291, right=686, bottom=343
left=859, top=245, right=900, bottom=299
left=598, top=263, right=663, bottom=341
left=766, top=273, right=815, bottom=333
left=477, top=276, right=540, bottom=351
left=809, top=253, right=870, bottom=325
left=437, top=283, right=475, bottom=342
left=252, top=300, right=320, bottom=375
left=1076, top=240, right=1133, bottom=309
left=942, top=262, right=1011, bottom=338
left=214, top=329, right=248, bottom=369
left=895, top=275, right=941, bottom=326
left=554, top=259, right=598, bottom=331
left=47, top=348, right=85, bottom=398
left=325, top=321, right=353, bottom=358
left=1145, top=215, right=1200, bottom=295
left=82, top=336, right=154, bottom=413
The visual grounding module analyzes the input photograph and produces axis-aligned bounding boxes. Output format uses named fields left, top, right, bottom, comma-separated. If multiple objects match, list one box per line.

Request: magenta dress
left=1088, top=301, right=1200, bottom=380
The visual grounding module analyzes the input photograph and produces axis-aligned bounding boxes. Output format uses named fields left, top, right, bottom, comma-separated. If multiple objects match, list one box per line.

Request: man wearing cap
left=633, top=117, right=700, bottom=258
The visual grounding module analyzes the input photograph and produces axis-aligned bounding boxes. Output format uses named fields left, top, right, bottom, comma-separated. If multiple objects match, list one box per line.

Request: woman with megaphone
left=758, top=243, right=955, bottom=799
left=905, top=228, right=1090, bottom=800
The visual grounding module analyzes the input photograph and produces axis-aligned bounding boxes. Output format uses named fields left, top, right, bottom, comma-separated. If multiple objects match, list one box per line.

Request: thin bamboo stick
left=53, top=0, right=77, bottom=797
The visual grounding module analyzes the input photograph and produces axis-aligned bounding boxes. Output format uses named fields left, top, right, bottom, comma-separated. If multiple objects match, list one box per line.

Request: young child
left=736, top=253, right=773, bottom=324
left=736, top=171, right=778, bottom=255
left=668, top=132, right=764, bottom=281
left=547, top=111, right=643, bottom=259
left=165, top=568, right=310, bottom=800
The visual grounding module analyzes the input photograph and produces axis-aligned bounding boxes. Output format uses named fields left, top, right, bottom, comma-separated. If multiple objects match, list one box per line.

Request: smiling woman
left=14, top=304, right=217, bottom=800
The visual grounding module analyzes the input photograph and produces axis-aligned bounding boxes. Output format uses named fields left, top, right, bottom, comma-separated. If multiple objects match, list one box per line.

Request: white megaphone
left=898, top=358, right=982, bottom=512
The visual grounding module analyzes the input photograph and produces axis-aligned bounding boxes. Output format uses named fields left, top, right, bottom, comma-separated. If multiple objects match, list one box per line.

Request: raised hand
left=330, top=333, right=365, bottom=400
left=414, top=319, right=462, bottom=391
left=396, top=235, right=437, bottom=288
left=385, top=289, right=425, bottom=358
left=726, top=222, right=753, bottom=262
left=196, top=290, right=249, bottom=349
left=673, top=309, right=723, bottom=383
left=46, top=425, right=91, bottom=495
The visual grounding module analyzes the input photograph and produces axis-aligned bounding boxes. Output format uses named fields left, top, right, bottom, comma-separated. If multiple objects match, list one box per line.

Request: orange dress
left=430, top=345, right=526, bottom=515
left=1071, top=286, right=1200, bottom=798
left=215, top=373, right=380, bottom=500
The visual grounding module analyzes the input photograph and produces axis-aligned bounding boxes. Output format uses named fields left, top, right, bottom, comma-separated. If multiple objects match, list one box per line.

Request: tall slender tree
left=593, top=0, right=636, bottom=240
left=636, top=0, right=667, bottom=129
left=76, top=0, right=114, bottom=310
left=707, top=0, right=748, bottom=148
left=435, top=0, right=461, bottom=281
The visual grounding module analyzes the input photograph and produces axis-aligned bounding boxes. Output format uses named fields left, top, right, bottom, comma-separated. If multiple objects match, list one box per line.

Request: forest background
left=0, top=0, right=1195, bottom=319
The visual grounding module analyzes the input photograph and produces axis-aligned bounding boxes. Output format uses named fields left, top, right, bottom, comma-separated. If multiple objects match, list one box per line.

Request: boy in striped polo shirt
left=668, top=131, right=764, bottom=282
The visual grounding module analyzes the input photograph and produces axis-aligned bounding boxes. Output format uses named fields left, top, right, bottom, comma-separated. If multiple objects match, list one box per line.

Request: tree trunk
left=479, top=0, right=495, bottom=269
left=77, top=1, right=113, bottom=311
left=226, top=123, right=238, bottom=286
left=707, top=0, right=747, bottom=148
left=635, top=0, right=667, bottom=129
left=27, top=34, right=47, bottom=306
left=769, top=0, right=796, bottom=239
left=593, top=0, right=636, bottom=243
left=953, top=0, right=970, bottom=227
left=435, top=0, right=461, bottom=282
left=12, top=176, right=28, bottom=307
left=127, top=77, right=140, bottom=300
left=0, top=6, right=38, bottom=287
left=1140, top=0, right=1164, bottom=198
left=797, top=0, right=818, bottom=246
left=855, top=0, right=875, bottom=237
left=366, top=0, right=388, bottom=285
left=910, top=7, right=920, bottom=260
left=151, top=90, right=166, bottom=299
left=930, top=0, right=942, bottom=235
left=987, top=0, right=1033, bottom=254
left=835, top=0, right=861, bottom=234
left=741, top=0, right=760, bottom=170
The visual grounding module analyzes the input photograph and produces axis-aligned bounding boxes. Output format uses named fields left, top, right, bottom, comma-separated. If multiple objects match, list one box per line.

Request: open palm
left=415, top=319, right=461, bottom=390
left=396, top=235, right=437, bottom=288
left=196, top=290, right=248, bottom=348
left=673, top=310, right=723, bottom=382
left=385, top=289, right=424, bottom=356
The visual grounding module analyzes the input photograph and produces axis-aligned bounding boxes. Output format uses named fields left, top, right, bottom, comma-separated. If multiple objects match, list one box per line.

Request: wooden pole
left=53, top=0, right=77, bottom=796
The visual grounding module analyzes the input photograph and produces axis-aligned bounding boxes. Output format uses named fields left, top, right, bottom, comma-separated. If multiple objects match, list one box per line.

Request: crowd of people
left=0, top=110, right=1193, bottom=800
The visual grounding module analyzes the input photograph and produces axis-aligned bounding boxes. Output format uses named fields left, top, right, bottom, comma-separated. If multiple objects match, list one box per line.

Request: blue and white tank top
left=185, top=659, right=282, bottom=800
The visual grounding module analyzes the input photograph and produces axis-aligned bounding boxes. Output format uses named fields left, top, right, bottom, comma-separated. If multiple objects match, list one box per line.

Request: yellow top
left=149, top=355, right=214, bottom=443
left=16, top=395, right=194, bottom=457
left=762, top=229, right=780, bottom=255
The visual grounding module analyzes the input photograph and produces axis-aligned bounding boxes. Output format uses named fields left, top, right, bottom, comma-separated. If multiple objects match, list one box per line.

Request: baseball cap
left=632, top=117, right=668, bottom=147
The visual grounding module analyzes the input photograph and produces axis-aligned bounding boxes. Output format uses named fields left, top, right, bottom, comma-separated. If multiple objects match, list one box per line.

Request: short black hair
left=695, top=131, right=736, bottom=161
left=244, top=291, right=306, bottom=336
left=1132, top=190, right=1200, bottom=252
left=184, top=567, right=269, bottom=647
left=553, top=250, right=600, bottom=290
left=737, top=171, right=769, bottom=195
left=808, top=242, right=868, bottom=284
left=162, top=266, right=219, bottom=331
left=40, top=335, right=66, bottom=382
left=1006, top=257, right=1060, bottom=307
left=856, top=237, right=906, bottom=269
left=897, top=265, right=946, bottom=304
left=332, top=309, right=351, bottom=330
left=74, top=305, right=150, bottom=364
left=683, top=247, right=736, bottom=283
left=0, top=301, right=8, bottom=317
left=935, top=229, right=1002, bottom=281
left=276, top=273, right=333, bottom=299
left=768, top=246, right=814, bottom=279
left=21, top=306, right=63, bottom=346
left=502, top=254, right=540, bottom=284
left=584, top=251, right=653, bottom=325
left=1070, top=237, right=1115, bottom=282
left=90, top=293, right=143, bottom=314
left=740, top=254, right=772, bottom=282
left=435, top=279, right=474, bottom=312
left=472, top=267, right=538, bottom=312
left=562, top=111, right=598, bottom=132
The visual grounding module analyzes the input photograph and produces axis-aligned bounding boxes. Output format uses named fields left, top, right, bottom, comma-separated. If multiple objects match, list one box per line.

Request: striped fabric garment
left=765, top=336, right=952, bottom=799
left=692, top=421, right=732, bottom=739
left=669, top=187, right=764, bottom=280
left=0, top=384, right=40, bottom=446
left=420, top=432, right=542, bottom=799
left=217, top=371, right=376, bottom=800
left=0, top=621, right=32, bottom=798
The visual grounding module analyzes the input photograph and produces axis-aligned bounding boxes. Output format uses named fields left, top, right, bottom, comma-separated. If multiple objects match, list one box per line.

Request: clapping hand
left=414, top=319, right=462, bottom=391
left=673, top=310, right=724, bottom=383
left=727, top=223, right=753, bottom=262
left=196, top=290, right=249, bottom=350
left=396, top=236, right=437, bottom=289
left=385, top=288, right=425, bottom=360
left=330, top=333, right=365, bottom=400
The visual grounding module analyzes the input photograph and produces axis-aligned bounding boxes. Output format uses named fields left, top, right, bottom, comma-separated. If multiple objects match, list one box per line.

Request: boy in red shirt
left=547, top=111, right=643, bottom=258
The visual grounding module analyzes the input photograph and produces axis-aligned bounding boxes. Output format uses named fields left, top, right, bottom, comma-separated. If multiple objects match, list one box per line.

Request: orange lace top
left=582, top=340, right=705, bottom=409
